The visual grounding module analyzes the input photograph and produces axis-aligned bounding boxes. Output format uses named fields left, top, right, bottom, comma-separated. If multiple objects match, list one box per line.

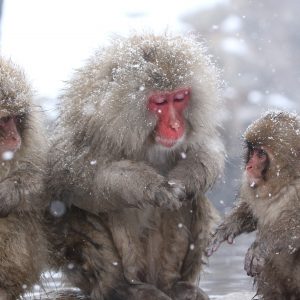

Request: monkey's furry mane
left=58, top=33, right=224, bottom=160
left=0, top=58, right=32, bottom=114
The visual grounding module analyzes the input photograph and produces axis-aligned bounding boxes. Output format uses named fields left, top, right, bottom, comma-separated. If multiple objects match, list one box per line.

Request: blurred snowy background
left=1, top=0, right=299, bottom=299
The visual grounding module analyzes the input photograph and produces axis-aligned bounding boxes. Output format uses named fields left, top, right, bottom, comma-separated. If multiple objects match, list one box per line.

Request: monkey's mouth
left=155, top=135, right=184, bottom=148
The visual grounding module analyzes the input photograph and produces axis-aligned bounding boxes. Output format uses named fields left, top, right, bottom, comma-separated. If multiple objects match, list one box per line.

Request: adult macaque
left=0, top=58, right=48, bottom=299
left=208, top=111, right=300, bottom=300
left=47, top=34, right=224, bottom=299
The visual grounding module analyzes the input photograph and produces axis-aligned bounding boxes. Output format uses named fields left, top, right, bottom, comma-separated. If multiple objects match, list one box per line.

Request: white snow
left=247, top=90, right=264, bottom=104
left=220, top=15, right=243, bottom=33
left=180, top=152, right=187, bottom=159
left=67, top=263, right=75, bottom=270
left=49, top=200, right=66, bottom=217
left=266, top=93, right=295, bottom=109
left=1, top=150, right=14, bottom=161
left=221, top=37, right=249, bottom=56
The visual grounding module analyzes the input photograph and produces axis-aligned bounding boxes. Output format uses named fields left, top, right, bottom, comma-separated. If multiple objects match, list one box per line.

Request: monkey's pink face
left=0, top=113, right=22, bottom=160
left=246, top=146, right=269, bottom=186
left=148, top=87, right=191, bottom=148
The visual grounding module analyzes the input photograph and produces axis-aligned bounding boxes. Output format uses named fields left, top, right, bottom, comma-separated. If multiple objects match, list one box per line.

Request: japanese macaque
left=47, top=34, right=224, bottom=299
left=0, top=58, right=48, bottom=299
left=208, top=111, right=300, bottom=300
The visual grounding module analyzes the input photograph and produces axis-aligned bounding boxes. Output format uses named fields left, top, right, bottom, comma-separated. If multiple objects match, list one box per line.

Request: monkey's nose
left=170, top=120, right=180, bottom=131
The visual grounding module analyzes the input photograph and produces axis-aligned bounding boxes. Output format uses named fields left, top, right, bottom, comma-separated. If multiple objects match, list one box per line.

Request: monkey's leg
left=0, top=289, right=10, bottom=300
left=167, top=282, right=209, bottom=300
left=103, top=283, right=173, bottom=300
left=126, top=284, right=173, bottom=300
left=0, top=215, right=46, bottom=299
left=255, top=269, right=284, bottom=300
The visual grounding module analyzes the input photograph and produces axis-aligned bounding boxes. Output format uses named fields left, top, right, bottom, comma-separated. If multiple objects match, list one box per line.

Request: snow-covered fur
left=47, top=33, right=225, bottom=299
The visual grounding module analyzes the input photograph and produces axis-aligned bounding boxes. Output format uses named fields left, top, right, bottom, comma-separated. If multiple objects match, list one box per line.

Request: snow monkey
left=0, top=58, right=48, bottom=299
left=47, top=34, right=224, bottom=299
left=208, top=111, right=300, bottom=300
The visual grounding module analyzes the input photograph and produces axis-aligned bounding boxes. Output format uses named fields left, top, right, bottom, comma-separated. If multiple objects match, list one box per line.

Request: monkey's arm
left=72, top=160, right=186, bottom=214
left=0, top=160, right=45, bottom=216
left=207, top=201, right=257, bottom=256
left=168, top=144, right=223, bottom=196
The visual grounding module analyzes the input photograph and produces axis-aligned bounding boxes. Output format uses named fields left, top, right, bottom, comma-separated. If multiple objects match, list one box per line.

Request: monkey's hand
left=206, top=224, right=236, bottom=256
left=0, top=180, right=20, bottom=217
left=144, top=179, right=186, bottom=210
left=244, top=243, right=265, bottom=277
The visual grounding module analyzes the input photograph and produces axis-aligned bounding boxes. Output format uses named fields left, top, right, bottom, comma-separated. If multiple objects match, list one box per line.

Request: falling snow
left=49, top=200, right=66, bottom=218
left=2, top=151, right=14, bottom=161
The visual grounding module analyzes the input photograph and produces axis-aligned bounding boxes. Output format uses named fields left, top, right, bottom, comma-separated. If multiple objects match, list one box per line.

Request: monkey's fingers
left=155, top=190, right=182, bottom=210
left=167, top=180, right=186, bottom=202
left=152, top=180, right=186, bottom=210
left=227, top=234, right=235, bottom=244
left=206, top=236, right=224, bottom=256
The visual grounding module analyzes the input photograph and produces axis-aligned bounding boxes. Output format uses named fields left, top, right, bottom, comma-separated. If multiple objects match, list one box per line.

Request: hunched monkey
left=47, top=34, right=225, bottom=300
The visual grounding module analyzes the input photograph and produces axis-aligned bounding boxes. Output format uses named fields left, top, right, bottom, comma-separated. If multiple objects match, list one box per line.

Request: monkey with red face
left=0, top=58, right=48, bottom=299
left=47, top=34, right=224, bottom=299
left=208, top=111, right=300, bottom=300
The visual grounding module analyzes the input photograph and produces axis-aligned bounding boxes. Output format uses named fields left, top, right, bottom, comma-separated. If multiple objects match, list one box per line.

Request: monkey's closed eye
left=156, top=100, right=167, bottom=105
left=174, top=93, right=185, bottom=102
left=151, top=95, right=167, bottom=105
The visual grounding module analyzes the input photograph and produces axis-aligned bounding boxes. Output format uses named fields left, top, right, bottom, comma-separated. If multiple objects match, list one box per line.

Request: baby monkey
left=208, top=111, right=300, bottom=300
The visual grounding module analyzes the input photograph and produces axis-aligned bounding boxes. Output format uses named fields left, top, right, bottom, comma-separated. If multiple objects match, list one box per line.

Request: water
left=201, top=233, right=256, bottom=300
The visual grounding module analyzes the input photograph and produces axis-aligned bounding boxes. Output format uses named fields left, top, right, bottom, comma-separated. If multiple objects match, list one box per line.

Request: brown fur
left=46, top=34, right=224, bottom=299
left=209, top=111, right=300, bottom=300
left=0, top=58, right=48, bottom=299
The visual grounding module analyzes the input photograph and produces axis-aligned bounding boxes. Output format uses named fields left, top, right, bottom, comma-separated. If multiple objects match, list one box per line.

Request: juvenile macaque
left=208, top=111, right=300, bottom=300
left=0, top=58, right=48, bottom=299
left=47, top=34, right=224, bottom=299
